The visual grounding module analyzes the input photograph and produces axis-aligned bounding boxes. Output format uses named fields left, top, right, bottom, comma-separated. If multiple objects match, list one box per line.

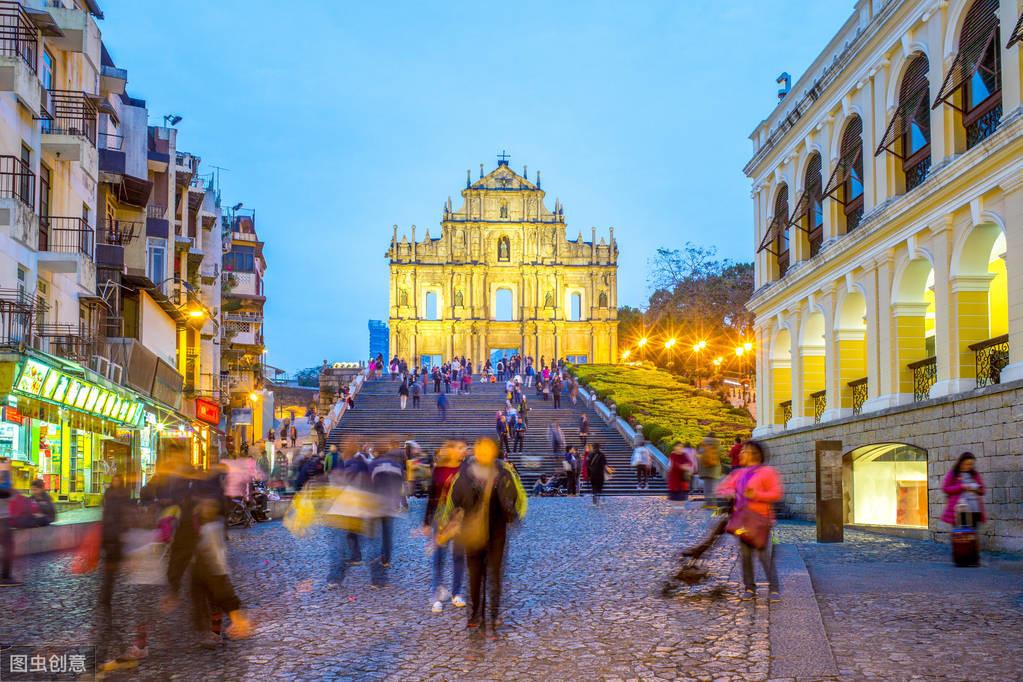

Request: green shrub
left=616, top=403, right=636, bottom=420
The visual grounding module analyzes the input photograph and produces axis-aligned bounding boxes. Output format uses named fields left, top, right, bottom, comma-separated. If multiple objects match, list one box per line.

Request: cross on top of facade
left=497, top=150, right=510, bottom=165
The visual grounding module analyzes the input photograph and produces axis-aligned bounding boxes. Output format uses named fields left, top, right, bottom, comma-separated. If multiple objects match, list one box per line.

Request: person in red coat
left=667, top=443, right=696, bottom=502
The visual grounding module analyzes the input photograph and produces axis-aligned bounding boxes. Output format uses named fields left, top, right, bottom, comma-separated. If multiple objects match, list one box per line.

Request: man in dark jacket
left=27, top=480, right=56, bottom=526
left=369, top=447, right=406, bottom=585
left=448, top=438, right=526, bottom=636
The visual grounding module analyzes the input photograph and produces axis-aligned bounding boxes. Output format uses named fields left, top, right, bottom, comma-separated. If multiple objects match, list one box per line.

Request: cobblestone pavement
left=0, top=498, right=770, bottom=681
left=776, top=521, right=1023, bottom=682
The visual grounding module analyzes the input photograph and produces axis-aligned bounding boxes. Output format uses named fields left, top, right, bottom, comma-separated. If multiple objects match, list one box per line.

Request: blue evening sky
left=100, top=0, right=849, bottom=373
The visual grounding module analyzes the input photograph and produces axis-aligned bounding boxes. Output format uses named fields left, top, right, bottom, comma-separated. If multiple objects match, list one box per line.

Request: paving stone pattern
left=776, top=521, right=1023, bottom=682
left=0, top=499, right=768, bottom=681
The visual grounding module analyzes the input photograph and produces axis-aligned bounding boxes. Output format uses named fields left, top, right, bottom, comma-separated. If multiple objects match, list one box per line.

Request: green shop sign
left=14, top=358, right=145, bottom=427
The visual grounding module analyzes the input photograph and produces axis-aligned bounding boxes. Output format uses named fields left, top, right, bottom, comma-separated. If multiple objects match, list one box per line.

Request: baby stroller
left=663, top=499, right=734, bottom=593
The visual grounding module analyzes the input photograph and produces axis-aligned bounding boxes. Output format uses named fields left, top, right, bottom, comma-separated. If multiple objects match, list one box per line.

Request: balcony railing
left=849, top=377, right=868, bottom=416
left=98, top=132, right=123, bottom=151
left=147, top=204, right=167, bottom=219
left=39, top=216, right=94, bottom=256
left=41, top=90, right=97, bottom=146
left=965, top=99, right=1002, bottom=150
left=779, top=400, right=792, bottom=426
left=970, top=334, right=1009, bottom=389
left=0, top=155, right=34, bottom=209
left=810, top=390, right=826, bottom=424
left=0, top=2, right=38, bottom=72
left=100, top=219, right=141, bottom=246
left=35, top=323, right=94, bottom=363
left=0, top=288, right=45, bottom=349
left=908, top=356, right=937, bottom=402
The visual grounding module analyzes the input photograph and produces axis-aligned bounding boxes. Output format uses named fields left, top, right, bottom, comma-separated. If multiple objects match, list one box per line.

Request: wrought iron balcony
left=779, top=400, right=792, bottom=426
left=100, top=219, right=141, bottom=246
left=965, top=100, right=1002, bottom=150
left=0, top=1, right=38, bottom=73
left=810, top=390, right=826, bottom=424
left=848, top=377, right=868, bottom=416
left=35, top=323, right=95, bottom=363
left=970, top=334, right=1009, bottom=389
left=39, top=216, right=93, bottom=256
left=908, top=356, right=937, bottom=402
left=0, top=288, right=45, bottom=349
left=0, top=154, right=34, bottom=209
left=40, top=90, right=97, bottom=146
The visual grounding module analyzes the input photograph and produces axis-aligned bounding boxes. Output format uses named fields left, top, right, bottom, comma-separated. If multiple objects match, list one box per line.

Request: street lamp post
left=692, top=340, right=707, bottom=388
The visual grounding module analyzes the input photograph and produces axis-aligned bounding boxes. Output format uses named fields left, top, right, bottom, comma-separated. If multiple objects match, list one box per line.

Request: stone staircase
left=326, top=376, right=665, bottom=495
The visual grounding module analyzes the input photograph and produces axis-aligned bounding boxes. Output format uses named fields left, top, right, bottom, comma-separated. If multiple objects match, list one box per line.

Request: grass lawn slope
left=568, top=362, right=755, bottom=452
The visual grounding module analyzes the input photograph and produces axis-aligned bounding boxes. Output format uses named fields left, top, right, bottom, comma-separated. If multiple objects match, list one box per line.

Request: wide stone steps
left=327, top=378, right=665, bottom=495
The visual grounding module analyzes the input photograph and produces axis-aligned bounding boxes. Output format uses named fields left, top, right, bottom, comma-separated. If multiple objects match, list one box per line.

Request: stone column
left=998, top=172, right=1023, bottom=381
left=864, top=254, right=900, bottom=411
left=929, top=219, right=960, bottom=397
left=787, top=309, right=811, bottom=428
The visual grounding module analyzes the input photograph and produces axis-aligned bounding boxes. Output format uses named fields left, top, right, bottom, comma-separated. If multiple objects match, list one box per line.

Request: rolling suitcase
left=951, top=501, right=979, bottom=567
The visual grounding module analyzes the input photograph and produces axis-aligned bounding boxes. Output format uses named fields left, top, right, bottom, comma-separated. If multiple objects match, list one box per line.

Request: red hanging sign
left=3, top=406, right=24, bottom=425
left=195, top=398, right=221, bottom=426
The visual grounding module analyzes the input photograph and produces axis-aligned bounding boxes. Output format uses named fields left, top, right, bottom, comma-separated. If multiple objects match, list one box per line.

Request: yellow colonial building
left=746, top=0, right=1023, bottom=551
left=386, top=157, right=619, bottom=367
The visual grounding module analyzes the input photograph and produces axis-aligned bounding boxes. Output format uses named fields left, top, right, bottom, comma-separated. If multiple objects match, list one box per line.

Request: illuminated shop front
left=0, top=355, right=148, bottom=505
left=845, top=443, right=929, bottom=529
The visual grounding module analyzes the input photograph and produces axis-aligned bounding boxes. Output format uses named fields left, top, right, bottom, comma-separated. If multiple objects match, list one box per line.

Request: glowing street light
left=692, top=339, right=707, bottom=353
left=637, top=337, right=648, bottom=348
left=621, top=349, right=631, bottom=360
left=712, top=356, right=724, bottom=367
left=743, top=341, right=753, bottom=352
left=248, top=391, right=260, bottom=402
left=187, top=308, right=205, bottom=319
left=735, top=346, right=745, bottom=357
left=664, top=338, right=677, bottom=350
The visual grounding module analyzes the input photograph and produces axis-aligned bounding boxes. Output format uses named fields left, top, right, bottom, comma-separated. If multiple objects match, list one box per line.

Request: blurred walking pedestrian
left=698, top=433, right=722, bottom=508
left=547, top=422, right=565, bottom=458
left=495, top=412, right=510, bottom=455
left=437, top=391, right=449, bottom=423
left=370, top=444, right=407, bottom=585
left=578, top=414, right=589, bottom=450
left=631, top=441, right=652, bottom=490
left=424, top=443, right=467, bottom=613
left=717, top=440, right=783, bottom=601
left=667, top=443, right=696, bottom=503
left=587, top=443, right=607, bottom=505
left=445, top=439, right=526, bottom=637
left=412, top=380, right=422, bottom=408
left=398, top=380, right=409, bottom=410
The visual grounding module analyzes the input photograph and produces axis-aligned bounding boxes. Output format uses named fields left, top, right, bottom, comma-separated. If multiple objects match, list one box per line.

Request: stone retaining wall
left=759, top=379, right=1023, bottom=552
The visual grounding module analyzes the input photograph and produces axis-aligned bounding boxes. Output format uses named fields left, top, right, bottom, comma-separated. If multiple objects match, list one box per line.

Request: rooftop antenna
left=207, top=164, right=230, bottom=196
left=776, top=72, right=791, bottom=101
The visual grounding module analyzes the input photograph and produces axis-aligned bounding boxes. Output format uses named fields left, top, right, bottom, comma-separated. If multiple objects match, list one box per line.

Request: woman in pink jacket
left=716, top=441, right=784, bottom=602
left=941, top=452, right=986, bottom=529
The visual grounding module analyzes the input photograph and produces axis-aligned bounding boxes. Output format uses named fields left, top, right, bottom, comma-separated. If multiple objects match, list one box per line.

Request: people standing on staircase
left=399, top=379, right=409, bottom=410
left=461, top=371, right=472, bottom=394
left=437, top=391, right=449, bottom=423
left=547, top=422, right=565, bottom=459
left=569, top=377, right=579, bottom=405
left=578, top=414, right=590, bottom=450
left=411, top=379, right=422, bottom=409
left=631, top=441, right=652, bottom=490
left=518, top=394, right=529, bottom=427
left=390, top=356, right=399, bottom=381
left=433, top=366, right=442, bottom=393
left=421, top=366, right=430, bottom=394
left=495, top=412, right=510, bottom=456
left=444, top=438, right=527, bottom=636
left=525, top=362, right=534, bottom=388
left=580, top=444, right=590, bottom=488
left=513, top=416, right=526, bottom=453
left=563, top=447, right=579, bottom=495
left=587, top=443, right=607, bottom=505
left=315, top=417, right=327, bottom=454
left=552, top=375, right=563, bottom=408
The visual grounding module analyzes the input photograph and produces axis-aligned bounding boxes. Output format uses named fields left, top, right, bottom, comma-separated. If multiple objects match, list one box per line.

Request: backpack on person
left=700, top=444, right=720, bottom=469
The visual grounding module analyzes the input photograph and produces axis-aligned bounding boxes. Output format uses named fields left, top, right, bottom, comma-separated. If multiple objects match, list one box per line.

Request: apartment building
left=0, top=0, right=257, bottom=502
left=221, top=209, right=270, bottom=452
left=746, top=0, right=1023, bottom=550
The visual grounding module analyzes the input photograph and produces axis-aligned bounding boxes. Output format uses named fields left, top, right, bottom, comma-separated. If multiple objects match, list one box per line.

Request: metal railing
left=0, top=155, right=34, bottom=208
left=810, top=390, right=826, bottom=424
left=147, top=204, right=167, bottom=219
left=0, top=2, right=37, bottom=72
left=966, top=101, right=1002, bottom=150
left=100, top=219, right=141, bottom=246
left=35, top=323, right=94, bottom=363
left=970, top=334, right=1009, bottom=389
left=39, top=216, right=93, bottom=256
left=0, top=288, right=45, bottom=349
left=41, top=90, right=97, bottom=146
left=849, top=377, right=868, bottom=416
left=908, top=356, right=937, bottom=402
left=98, top=132, right=123, bottom=151
left=779, top=400, right=792, bottom=426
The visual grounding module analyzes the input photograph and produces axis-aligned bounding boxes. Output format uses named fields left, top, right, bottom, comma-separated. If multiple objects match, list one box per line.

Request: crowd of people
left=0, top=354, right=996, bottom=674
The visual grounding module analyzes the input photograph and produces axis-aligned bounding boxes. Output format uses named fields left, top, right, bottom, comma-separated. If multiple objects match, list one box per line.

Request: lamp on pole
left=692, top=339, right=707, bottom=387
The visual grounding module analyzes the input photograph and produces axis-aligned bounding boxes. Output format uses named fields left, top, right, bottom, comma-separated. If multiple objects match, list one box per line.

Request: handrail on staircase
left=324, top=365, right=372, bottom=434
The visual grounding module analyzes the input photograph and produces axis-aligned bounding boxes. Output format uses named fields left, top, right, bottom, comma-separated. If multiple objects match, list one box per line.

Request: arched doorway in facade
left=843, top=443, right=928, bottom=528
